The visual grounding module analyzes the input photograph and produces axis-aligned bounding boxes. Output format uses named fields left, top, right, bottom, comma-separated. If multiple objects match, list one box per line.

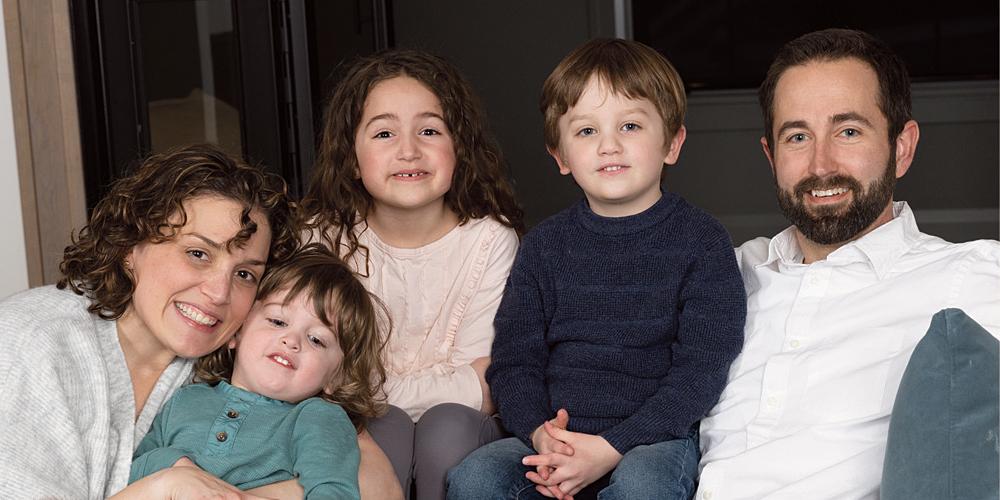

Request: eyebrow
left=189, top=233, right=267, bottom=267
left=566, top=107, right=651, bottom=125
left=776, top=112, right=875, bottom=138
left=364, top=111, right=446, bottom=129
left=775, top=120, right=808, bottom=138
left=831, top=112, right=873, bottom=128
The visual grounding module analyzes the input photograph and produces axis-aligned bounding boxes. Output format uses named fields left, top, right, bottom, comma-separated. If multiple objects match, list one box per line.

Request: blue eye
left=841, top=128, right=859, bottom=137
left=578, top=127, right=596, bottom=137
left=622, top=122, right=640, bottom=132
left=788, top=133, right=807, bottom=143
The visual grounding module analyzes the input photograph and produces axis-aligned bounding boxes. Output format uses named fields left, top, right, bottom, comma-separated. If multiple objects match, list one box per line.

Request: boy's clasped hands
left=523, top=409, right=623, bottom=500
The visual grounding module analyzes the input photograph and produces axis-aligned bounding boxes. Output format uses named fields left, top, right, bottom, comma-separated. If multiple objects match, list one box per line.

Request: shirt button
left=226, top=409, right=239, bottom=418
left=216, top=431, right=228, bottom=442
left=790, top=339, right=801, bottom=349
left=703, top=491, right=713, bottom=499
left=767, top=396, right=779, bottom=407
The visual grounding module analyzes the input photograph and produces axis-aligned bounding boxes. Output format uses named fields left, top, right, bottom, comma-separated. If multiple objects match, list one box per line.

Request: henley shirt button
left=790, top=339, right=801, bottom=349
left=216, top=431, right=228, bottom=442
left=226, top=409, right=239, bottom=418
left=766, top=396, right=779, bottom=407
left=703, top=491, right=713, bottom=499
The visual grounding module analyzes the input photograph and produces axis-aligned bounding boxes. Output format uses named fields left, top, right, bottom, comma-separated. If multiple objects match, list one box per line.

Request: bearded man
left=695, top=28, right=1000, bottom=500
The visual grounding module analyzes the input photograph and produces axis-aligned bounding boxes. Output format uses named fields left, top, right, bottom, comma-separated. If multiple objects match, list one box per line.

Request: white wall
left=0, top=3, right=32, bottom=299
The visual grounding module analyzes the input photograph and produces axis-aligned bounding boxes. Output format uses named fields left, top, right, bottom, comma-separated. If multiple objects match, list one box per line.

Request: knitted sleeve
left=487, top=233, right=554, bottom=446
left=600, top=225, right=746, bottom=453
left=0, top=288, right=127, bottom=498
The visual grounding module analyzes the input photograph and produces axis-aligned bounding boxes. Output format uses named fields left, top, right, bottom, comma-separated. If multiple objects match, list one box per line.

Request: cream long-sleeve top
left=342, top=216, right=518, bottom=421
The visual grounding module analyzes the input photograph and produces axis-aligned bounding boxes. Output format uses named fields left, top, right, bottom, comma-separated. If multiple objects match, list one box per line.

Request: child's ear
left=322, top=379, right=339, bottom=397
left=227, top=334, right=239, bottom=350
left=547, top=146, right=572, bottom=176
left=662, top=125, right=687, bottom=165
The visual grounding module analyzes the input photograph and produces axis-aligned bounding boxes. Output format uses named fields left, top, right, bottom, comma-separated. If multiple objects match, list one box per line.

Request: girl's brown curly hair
left=57, top=143, right=300, bottom=319
left=194, top=244, right=389, bottom=431
left=301, top=49, right=525, bottom=269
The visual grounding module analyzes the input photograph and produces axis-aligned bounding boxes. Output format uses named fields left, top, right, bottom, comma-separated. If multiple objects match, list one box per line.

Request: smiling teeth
left=601, top=165, right=625, bottom=172
left=272, top=355, right=291, bottom=367
left=176, top=303, right=218, bottom=326
left=394, top=172, right=425, bottom=177
left=811, top=187, right=849, bottom=197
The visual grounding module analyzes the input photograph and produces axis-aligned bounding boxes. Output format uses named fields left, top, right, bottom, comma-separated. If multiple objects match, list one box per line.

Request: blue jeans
left=447, top=430, right=698, bottom=500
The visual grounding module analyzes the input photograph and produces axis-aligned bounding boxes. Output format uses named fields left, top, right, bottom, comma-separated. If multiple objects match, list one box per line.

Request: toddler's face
left=353, top=75, right=457, bottom=214
left=229, top=287, right=344, bottom=403
left=548, top=75, right=685, bottom=218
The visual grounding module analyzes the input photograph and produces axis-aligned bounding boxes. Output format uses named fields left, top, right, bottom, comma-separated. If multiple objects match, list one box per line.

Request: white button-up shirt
left=697, top=202, right=1000, bottom=500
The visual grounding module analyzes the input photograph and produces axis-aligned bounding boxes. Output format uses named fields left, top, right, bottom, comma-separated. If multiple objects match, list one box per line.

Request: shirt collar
left=758, top=201, right=921, bottom=279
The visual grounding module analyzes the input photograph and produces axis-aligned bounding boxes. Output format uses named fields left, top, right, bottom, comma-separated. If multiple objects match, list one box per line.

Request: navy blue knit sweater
left=487, top=192, right=746, bottom=454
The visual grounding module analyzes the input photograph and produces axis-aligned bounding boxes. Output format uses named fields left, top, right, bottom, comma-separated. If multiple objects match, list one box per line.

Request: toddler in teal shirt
left=130, top=245, right=388, bottom=498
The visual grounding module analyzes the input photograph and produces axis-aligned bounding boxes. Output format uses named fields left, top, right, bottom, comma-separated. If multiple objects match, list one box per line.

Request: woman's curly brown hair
left=194, top=244, right=389, bottom=431
left=57, top=143, right=300, bottom=319
left=301, top=49, right=525, bottom=269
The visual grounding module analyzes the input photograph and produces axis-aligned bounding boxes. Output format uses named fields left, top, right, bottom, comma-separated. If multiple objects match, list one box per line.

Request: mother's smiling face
left=119, top=195, right=272, bottom=359
left=58, top=144, right=299, bottom=360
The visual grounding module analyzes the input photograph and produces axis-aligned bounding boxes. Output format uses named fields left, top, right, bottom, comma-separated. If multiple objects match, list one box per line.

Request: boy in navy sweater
left=448, top=39, right=746, bottom=500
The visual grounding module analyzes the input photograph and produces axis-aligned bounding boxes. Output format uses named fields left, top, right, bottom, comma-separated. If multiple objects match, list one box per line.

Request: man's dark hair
left=759, top=28, right=912, bottom=149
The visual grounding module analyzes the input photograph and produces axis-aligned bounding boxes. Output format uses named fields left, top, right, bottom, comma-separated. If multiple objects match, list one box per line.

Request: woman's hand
left=470, top=356, right=496, bottom=414
left=111, top=464, right=271, bottom=500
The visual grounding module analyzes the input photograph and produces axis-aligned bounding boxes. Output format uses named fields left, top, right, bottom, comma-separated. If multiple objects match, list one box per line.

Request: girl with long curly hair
left=302, top=49, right=524, bottom=500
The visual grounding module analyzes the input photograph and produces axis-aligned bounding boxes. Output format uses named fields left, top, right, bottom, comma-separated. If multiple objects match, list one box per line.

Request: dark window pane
left=136, top=0, right=242, bottom=154
left=633, top=1, right=999, bottom=90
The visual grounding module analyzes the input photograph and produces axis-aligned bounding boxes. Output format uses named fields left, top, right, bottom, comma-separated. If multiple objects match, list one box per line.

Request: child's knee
left=607, top=439, right=699, bottom=498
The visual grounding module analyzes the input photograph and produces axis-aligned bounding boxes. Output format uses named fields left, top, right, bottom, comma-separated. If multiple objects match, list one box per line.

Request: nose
left=598, top=132, right=621, bottom=156
left=808, top=137, right=836, bottom=177
left=396, top=133, right=422, bottom=161
left=200, top=268, right=233, bottom=306
left=281, top=334, right=300, bottom=352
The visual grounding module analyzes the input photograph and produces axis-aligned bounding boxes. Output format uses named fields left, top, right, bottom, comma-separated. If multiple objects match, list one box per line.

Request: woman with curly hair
left=0, top=144, right=299, bottom=498
left=302, top=49, right=524, bottom=500
left=130, top=245, right=389, bottom=499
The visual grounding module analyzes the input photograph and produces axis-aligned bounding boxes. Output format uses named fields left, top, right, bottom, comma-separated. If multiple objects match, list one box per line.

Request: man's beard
left=775, top=153, right=896, bottom=245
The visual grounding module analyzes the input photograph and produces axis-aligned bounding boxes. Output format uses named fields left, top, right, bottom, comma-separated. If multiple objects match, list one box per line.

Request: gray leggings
left=367, top=403, right=506, bottom=500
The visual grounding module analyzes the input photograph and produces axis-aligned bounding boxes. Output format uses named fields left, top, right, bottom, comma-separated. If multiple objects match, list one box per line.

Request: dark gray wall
left=391, top=1, right=999, bottom=243
left=393, top=0, right=616, bottom=228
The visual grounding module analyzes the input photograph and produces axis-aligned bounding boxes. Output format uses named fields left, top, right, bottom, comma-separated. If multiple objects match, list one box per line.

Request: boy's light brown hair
left=540, top=38, right=686, bottom=151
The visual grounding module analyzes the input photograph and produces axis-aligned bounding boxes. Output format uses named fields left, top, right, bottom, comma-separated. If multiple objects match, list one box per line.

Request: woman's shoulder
left=0, top=285, right=95, bottom=325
